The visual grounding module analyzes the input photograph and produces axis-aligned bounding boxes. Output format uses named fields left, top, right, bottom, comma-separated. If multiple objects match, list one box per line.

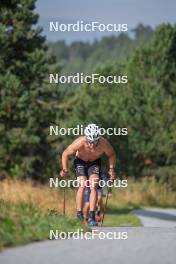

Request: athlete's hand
left=108, top=169, right=116, bottom=181
left=60, top=169, right=68, bottom=178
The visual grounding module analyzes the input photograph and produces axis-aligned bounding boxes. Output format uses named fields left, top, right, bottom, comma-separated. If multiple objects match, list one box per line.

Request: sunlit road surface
left=0, top=226, right=176, bottom=264
left=133, top=208, right=176, bottom=227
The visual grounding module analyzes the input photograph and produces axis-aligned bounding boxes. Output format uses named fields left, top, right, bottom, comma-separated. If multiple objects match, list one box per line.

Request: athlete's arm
left=104, top=139, right=116, bottom=180
left=60, top=138, right=83, bottom=177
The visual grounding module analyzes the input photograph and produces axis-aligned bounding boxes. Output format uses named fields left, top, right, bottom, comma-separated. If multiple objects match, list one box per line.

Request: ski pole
left=57, top=173, right=67, bottom=217
left=63, top=187, right=66, bottom=216
left=101, top=189, right=109, bottom=227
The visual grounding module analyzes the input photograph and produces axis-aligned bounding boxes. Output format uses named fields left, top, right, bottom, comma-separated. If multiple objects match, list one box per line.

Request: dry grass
left=0, top=179, right=76, bottom=217
left=0, top=178, right=175, bottom=218
left=110, top=178, right=176, bottom=208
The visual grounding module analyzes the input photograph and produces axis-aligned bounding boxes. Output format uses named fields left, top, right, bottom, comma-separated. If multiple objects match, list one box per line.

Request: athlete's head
left=84, top=123, right=100, bottom=145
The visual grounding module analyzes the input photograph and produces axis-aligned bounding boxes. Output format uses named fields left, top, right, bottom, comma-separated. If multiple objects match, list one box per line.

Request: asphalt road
left=0, top=209, right=176, bottom=264
left=1, top=227, right=176, bottom=264
left=133, top=208, right=176, bottom=227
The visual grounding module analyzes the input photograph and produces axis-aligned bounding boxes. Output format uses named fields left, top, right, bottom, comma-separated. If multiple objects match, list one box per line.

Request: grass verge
left=1, top=177, right=175, bottom=248
left=0, top=199, right=88, bottom=249
left=102, top=203, right=142, bottom=227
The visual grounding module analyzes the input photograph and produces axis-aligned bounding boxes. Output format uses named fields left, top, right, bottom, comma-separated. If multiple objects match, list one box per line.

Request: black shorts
left=74, top=157, right=101, bottom=178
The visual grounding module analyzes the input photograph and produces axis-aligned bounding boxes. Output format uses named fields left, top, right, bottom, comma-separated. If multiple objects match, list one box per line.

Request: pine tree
left=0, top=0, right=60, bottom=180
left=125, top=24, right=176, bottom=174
left=59, top=24, right=176, bottom=180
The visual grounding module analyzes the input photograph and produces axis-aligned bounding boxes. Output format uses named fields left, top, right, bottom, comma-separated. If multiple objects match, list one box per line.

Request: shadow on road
left=133, top=209, right=176, bottom=222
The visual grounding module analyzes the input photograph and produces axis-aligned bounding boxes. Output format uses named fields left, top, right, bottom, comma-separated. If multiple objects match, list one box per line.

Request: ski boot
left=95, top=213, right=102, bottom=222
left=77, top=211, right=84, bottom=221
left=88, top=219, right=98, bottom=226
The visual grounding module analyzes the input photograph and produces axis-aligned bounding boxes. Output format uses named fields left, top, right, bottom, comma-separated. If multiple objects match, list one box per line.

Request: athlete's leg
left=83, top=187, right=90, bottom=220
left=84, top=202, right=89, bottom=219
left=97, top=189, right=103, bottom=213
left=74, top=157, right=88, bottom=220
left=87, top=159, right=101, bottom=225
left=76, top=176, right=87, bottom=211
left=95, top=189, right=103, bottom=222
left=89, top=174, right=99, bottom=211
